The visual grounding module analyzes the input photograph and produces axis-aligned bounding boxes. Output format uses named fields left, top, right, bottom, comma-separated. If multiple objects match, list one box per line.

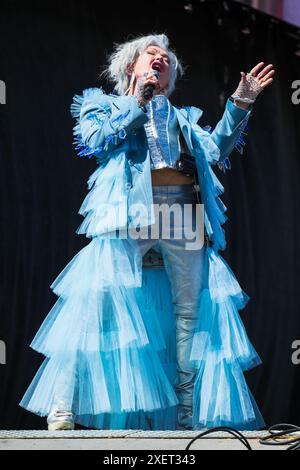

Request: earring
left=129, top=72, right=136, bottom=88
left=124, top=72, right=136, bottom=95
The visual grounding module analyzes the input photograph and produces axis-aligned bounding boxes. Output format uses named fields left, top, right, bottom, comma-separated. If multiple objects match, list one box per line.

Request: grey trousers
left=136, top=184, right=205, bottom=430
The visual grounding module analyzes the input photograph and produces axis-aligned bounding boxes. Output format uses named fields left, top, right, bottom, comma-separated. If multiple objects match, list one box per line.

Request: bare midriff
left=151, top=168, right=195, bottom=186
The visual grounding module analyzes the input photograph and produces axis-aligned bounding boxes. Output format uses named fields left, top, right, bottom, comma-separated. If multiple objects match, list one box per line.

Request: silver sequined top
left=144, top=94, right=182, bottom=170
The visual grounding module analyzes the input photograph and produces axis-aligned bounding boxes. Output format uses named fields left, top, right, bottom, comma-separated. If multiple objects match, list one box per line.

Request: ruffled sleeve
left=210, top=98, right=252, bottom=174
left=70, top=87, right=149, bottom=164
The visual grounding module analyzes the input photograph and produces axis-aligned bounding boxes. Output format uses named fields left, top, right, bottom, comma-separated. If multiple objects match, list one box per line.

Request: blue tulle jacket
left=19, top=87, right=265, bottom=431
left=71, top=88, right=252, bottom=253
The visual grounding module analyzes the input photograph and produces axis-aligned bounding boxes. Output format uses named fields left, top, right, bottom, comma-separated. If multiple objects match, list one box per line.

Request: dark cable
left=259, top=423, right=300, bottom=450
left=185, top=426, right=253, bottom=451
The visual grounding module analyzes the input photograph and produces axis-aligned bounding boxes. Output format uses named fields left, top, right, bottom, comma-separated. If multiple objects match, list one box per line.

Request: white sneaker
left=47, top=409, right=75, bottom=431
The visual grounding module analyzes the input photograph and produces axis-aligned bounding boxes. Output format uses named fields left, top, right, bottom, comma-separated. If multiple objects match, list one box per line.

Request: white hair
left=99, top=33, right=185, bottom=97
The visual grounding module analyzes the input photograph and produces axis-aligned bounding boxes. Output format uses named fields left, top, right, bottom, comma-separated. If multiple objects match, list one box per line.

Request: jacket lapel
left=174, top=105, right=203, bottom=154
left=174, top=107, right=193, bottom=153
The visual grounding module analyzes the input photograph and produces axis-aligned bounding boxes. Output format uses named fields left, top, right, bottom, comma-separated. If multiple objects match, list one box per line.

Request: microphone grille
left=151, top=68, right=160, bottom=79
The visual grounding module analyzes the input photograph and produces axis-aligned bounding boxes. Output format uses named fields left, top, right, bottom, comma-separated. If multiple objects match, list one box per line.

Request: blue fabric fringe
left=217, top=122, right=249, bottom=174
left=70, top=88, right=129, bottom=160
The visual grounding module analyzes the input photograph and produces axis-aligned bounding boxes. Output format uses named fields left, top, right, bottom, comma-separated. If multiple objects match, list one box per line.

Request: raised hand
left=232, top=62, right=275, bottom=107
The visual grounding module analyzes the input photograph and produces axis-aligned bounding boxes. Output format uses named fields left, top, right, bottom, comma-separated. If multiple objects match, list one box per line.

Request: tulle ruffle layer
left=75, top=155, right=132, bottom=238
left=20, top=232, right=265, bottom=430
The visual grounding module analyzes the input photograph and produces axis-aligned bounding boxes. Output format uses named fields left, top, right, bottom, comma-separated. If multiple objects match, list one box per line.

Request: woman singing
left=20, top=33, right=275, bottom=431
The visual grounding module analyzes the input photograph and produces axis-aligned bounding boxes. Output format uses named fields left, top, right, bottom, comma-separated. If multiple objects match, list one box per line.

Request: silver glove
left=231, top=73, right=264, bottom=104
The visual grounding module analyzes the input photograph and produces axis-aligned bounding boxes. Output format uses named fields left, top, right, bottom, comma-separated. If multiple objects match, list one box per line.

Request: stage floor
left=0, top=430, right=296, bottom=450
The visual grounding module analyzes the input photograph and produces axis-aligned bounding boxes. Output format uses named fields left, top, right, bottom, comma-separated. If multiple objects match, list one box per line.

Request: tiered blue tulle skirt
left=19, top=237, right=264, bottom=430
left=19, top=167, right=265, bottom=431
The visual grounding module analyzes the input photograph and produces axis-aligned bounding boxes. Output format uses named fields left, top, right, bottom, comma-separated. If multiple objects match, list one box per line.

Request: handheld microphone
left=142, top=69, right=160, bottom=101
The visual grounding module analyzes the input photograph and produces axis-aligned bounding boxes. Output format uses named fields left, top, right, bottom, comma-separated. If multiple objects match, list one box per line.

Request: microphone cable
left=185, top=426, right=253, bottom=451
left=259, top=424, right=300, bottom=450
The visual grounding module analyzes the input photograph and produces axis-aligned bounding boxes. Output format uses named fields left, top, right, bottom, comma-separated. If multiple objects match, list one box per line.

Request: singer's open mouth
left=151, top=61, right=164, bottom=73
